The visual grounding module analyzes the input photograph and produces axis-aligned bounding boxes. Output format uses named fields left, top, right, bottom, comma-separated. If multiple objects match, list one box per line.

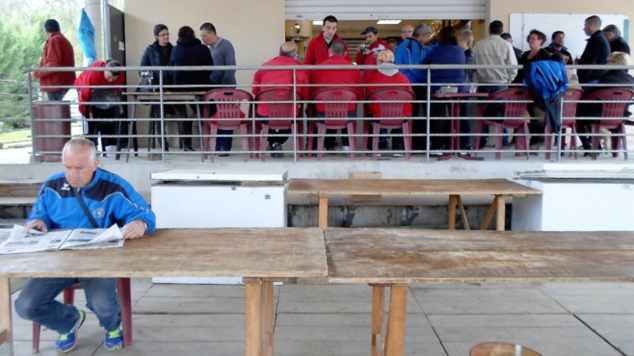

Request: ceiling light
left=377, top=20, right=401, bottom=25
left=312, top=20, right=322, bottom=26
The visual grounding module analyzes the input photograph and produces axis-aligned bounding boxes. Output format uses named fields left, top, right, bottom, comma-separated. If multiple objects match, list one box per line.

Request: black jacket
left=578, top=30, right=610, bottom=83
left=610, top=36, right=631, bottom=55
left=140, top=41, right=174, bottom=86
left=170, top=36, right=213, bottom=91
left=579, top=70, right=634, bottom=118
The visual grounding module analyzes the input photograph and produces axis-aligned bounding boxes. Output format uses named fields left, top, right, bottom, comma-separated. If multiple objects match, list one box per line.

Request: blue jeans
left=15, top=277, right=121, bottom=333
left=46, top=90, right=68, bottom=101
left=216, top=129, right=233, bottom=150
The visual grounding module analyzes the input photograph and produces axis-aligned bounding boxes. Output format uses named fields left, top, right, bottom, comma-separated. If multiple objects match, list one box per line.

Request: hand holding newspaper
left=0, top=224, right=124, bottom=254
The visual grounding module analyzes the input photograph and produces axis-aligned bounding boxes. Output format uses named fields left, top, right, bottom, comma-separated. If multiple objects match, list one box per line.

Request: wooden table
left=325, top=228, right=634, bottom=356
left=123, top=91, right=207, bottom=162
left=0, top=228, right=327, bottom=356
left=287, top=179, right=542, bottom=231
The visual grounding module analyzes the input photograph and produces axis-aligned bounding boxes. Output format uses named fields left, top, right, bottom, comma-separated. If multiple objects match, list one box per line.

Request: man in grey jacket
left=200, top=22, right=238, bottom=154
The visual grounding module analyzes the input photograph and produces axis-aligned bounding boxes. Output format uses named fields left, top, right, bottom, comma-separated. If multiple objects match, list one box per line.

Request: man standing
left=394, top=24, right=433, bottom=150
left=200, top=22, right=238, bottom=154
left=310, top=40, right=362, bottom=151
left=252, top=42, right=309, bottom=158
left=400, top=24, right=414, bottom=41
left=33, top=19, right=75, bottom=101
left=545, top=31, right=573, bottom=64
left=603, top=24, right=631, bottom=54
left=473, top=21, right=518, bottom=92
left=356, top=26, right=387, bottom=80
left=15, top=138, right=156, bottom=353
left=500, top=33, right=523, bottom=63
left=577, top=15, right=610, bottom=86
left=304, top=15, right=350, bottom=65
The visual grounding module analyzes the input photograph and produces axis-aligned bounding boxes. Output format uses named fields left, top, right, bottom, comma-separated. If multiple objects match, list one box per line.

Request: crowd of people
left=33, top=15, right=634, bottom=158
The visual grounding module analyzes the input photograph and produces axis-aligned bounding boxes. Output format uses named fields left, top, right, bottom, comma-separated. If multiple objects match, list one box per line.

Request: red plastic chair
left=475, top=88, right=532, bottom=160
left=582, top=88, right=634, bottom=160
left=255, top=89, right=304, bottom=161
left=202, top=89, right=253, bottom=162
left=309, top=88, right=358, bottom=160
left=33, top=278, right=132, bottom=353
left=364, top=88, right=416, bottom=160
left=544, top=88, right=584, bottom=160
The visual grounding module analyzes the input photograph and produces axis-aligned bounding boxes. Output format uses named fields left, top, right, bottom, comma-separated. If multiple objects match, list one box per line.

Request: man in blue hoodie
left=15, top=138, right=156, bottom=353
left=394, top=24, right=433, bottom=151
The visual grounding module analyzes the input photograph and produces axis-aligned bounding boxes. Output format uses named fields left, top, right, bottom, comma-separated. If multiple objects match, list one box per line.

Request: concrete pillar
left=84, top=0, right=103, bottom=62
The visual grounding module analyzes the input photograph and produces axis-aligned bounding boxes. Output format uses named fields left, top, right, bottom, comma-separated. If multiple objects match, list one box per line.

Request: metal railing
left=23, top=63, right=634, bottom=163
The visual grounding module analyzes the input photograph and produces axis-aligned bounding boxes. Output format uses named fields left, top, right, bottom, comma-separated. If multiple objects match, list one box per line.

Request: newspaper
left=0, top=224, right=124, bottom=254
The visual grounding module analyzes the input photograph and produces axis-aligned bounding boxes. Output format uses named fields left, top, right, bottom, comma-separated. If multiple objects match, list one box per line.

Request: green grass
left=0, top=125, right=83, bottom=148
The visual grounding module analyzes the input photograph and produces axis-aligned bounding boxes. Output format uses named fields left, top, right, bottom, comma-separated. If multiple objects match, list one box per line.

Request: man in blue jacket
left=394, top=24, right=433, bottom=151
left=15, top=138, right=156, bottom=353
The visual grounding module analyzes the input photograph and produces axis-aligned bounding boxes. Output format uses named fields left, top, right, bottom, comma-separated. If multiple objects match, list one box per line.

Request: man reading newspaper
left=15, top=138, right=156, bottom=353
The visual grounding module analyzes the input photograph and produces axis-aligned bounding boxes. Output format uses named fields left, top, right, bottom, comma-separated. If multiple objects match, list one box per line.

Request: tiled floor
left=4, top=279, right=633, bottom=356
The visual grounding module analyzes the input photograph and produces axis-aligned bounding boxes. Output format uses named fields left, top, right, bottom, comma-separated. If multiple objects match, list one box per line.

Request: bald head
left=279, top=42, right=298, bottom=58
left=401, top=24, right=414, bottom=40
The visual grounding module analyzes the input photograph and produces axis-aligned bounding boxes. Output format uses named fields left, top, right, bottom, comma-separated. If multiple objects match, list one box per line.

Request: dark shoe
left=184, top=146, right=196, bottom=152
left=270, top=142, right=284, bottom=158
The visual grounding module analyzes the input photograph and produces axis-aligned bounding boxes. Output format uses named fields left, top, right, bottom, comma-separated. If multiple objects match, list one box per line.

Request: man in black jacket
left=603, top=24, right=631, bottom=55
left=576, top=15, right=610, bottom=87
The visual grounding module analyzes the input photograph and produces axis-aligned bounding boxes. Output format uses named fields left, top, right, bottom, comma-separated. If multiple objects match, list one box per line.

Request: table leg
left=480, top=197, right=497, bottom=231
left=448, top=195, right=457, bottom=230
left=457, top=196, right=470, bottom=230
left=318, top=196, right=329, bottom=228
left=371, top=285, right=386, bottom=356
left=0, top=277, right=12, bottom=354
left=384, top=285, right=407, bottom=356
left=495, top=195, right=506, bottom=231
left=244, top=280, right=262, bottom=356
left=261, top=280, right=274, bottom=356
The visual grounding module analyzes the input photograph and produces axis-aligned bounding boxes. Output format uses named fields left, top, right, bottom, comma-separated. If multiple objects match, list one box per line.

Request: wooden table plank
left=288, top=179, right=542, bottom=196
left=0, top=228, right=328, bottom=279
left=326, top=228, right=634, bottom=284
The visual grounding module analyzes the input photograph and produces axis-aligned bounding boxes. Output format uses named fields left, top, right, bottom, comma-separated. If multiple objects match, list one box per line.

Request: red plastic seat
left=309, top=88, right=358, bottom=160
left=475, top=88, right=532, bottom=160
left=364, top=88, right=416, bottom=160
left=202, top=89, right=253, bottom=162
left=254, top=89, right=304, bottom=161
left=544, top=88, right=584, bottom=160
left=582, top=88, right=634, bottom=160
left=32, top=278, right=132, bottom=353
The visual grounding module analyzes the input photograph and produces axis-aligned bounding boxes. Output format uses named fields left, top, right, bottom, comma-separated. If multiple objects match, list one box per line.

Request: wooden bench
left=325, top=228, right=634, bottom=356
left=288, top=179, right=542, bottom=231
left=0, top=180, right=40, bottom=222
left=0, top=228, right=327, bottom=356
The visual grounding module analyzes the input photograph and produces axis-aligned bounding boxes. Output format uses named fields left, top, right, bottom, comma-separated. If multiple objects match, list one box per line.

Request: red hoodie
left=310, top=55, right=362, bottom=111
left=356, top=38, right=388, bottom=81
left=252, top=55, right=309, bottom=117
left=34, top=31, right=76, bottom=92
left=304, top=32, right=351, bottom=65
left=75, top=61, right=126, bottom=116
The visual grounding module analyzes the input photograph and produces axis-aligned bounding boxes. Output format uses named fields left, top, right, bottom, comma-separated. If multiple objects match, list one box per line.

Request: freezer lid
left=151, top=169, right=288, bottom=182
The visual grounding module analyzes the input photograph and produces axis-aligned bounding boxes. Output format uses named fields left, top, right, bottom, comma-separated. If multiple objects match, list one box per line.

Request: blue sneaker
left=56, top=310, right=86, bottom=353
left=104, top=326, right=123, bottom=351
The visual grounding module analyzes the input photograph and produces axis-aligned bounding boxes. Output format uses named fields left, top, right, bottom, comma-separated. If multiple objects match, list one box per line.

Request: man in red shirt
left=33, top=19, right=75, bottom=101
left=75, top=60, right=126, bottom=150
left=365, top=50, right=413, bottom=154
left=356, top=26, right=387, bottom=80
left=310, top=40, right=362, bottom=150
left=252, top=42, right=309, bottom=158
left=304, top=15, right=351, bottom=65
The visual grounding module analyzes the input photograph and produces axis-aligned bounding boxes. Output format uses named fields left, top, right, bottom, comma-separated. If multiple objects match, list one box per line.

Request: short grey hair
left=413, top=24, right=432, bottom=37
left=457, top=29, right=474, bottom=47
left=62, top=138, right=97, bottom=163
left=330, top=40, right=346, bottom=56
left=603, top=24, right=621, bottom=37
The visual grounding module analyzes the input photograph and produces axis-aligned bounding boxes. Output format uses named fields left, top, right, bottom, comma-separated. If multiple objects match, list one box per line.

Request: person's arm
left=111, top=180, right=156, bottom=238
left=304, top=40, right=315, bottom=65
left=505, top=42, right=519, bottom=83
left=25, top=185, right=52, bottom=231
left=34, top=39, right=62, bottom=79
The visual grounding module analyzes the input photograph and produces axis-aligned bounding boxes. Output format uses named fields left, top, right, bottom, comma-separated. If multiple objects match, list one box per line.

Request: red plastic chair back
left=202, top=89, right=252, bottom=128
left=488, top=87, right=532, bottom=125
left=367, top=88, right=415, bottom=128
left=561, top=88, right=584, bottom=126
left=255, top=89, right=302, bottom=130
left=311, top=88, right=358, bottom=126
left=583, top=88, right=634, bottom=127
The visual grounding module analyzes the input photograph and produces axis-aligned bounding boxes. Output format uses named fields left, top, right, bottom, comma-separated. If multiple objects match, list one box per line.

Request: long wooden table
left=0, top=228, right=327, bottom=356
left=288, top=179, right=542, bottom=231
left=325, top=228, right=634, bottom=356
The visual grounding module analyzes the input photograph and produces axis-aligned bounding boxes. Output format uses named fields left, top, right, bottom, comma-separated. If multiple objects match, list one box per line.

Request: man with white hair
left=603, top=24, right=631, bottom=54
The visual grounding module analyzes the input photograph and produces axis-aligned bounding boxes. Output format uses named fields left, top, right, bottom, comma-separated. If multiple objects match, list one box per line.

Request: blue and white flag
left=77, top=8, right=97, bottom=66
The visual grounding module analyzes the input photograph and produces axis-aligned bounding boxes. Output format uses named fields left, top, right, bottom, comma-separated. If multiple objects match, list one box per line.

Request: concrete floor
left=4, top=279, right=633, bottom=356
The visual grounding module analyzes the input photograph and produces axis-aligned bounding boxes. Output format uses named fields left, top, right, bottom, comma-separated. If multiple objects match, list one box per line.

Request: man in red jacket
left=310, top=40, right=362, bottom=150
left=33, top=19, right=75, bottom=101
left=356, top=26, right=387, bottom=80
left=304, top=15, right=351, bottom=65
left=75, top=60, right=126, bottom=150
left=252, top=42, right=309, bottom=158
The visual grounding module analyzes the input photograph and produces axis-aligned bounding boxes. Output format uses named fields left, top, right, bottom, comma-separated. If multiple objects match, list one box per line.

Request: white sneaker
left=105, top=145, right=117, bottom=153
left=342, top=146, right=350, bottom=152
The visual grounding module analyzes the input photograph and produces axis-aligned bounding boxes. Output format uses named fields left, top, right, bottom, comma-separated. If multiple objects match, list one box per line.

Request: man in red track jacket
left=33, top=19, right=76, bottom=101
left=356, top=26, right=387, bottom=81
left=304, top=15, right=351, bottom=65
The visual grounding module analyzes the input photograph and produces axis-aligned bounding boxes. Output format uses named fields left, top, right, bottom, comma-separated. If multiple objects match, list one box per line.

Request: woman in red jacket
left=75, top=59, right=126, bottom=149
